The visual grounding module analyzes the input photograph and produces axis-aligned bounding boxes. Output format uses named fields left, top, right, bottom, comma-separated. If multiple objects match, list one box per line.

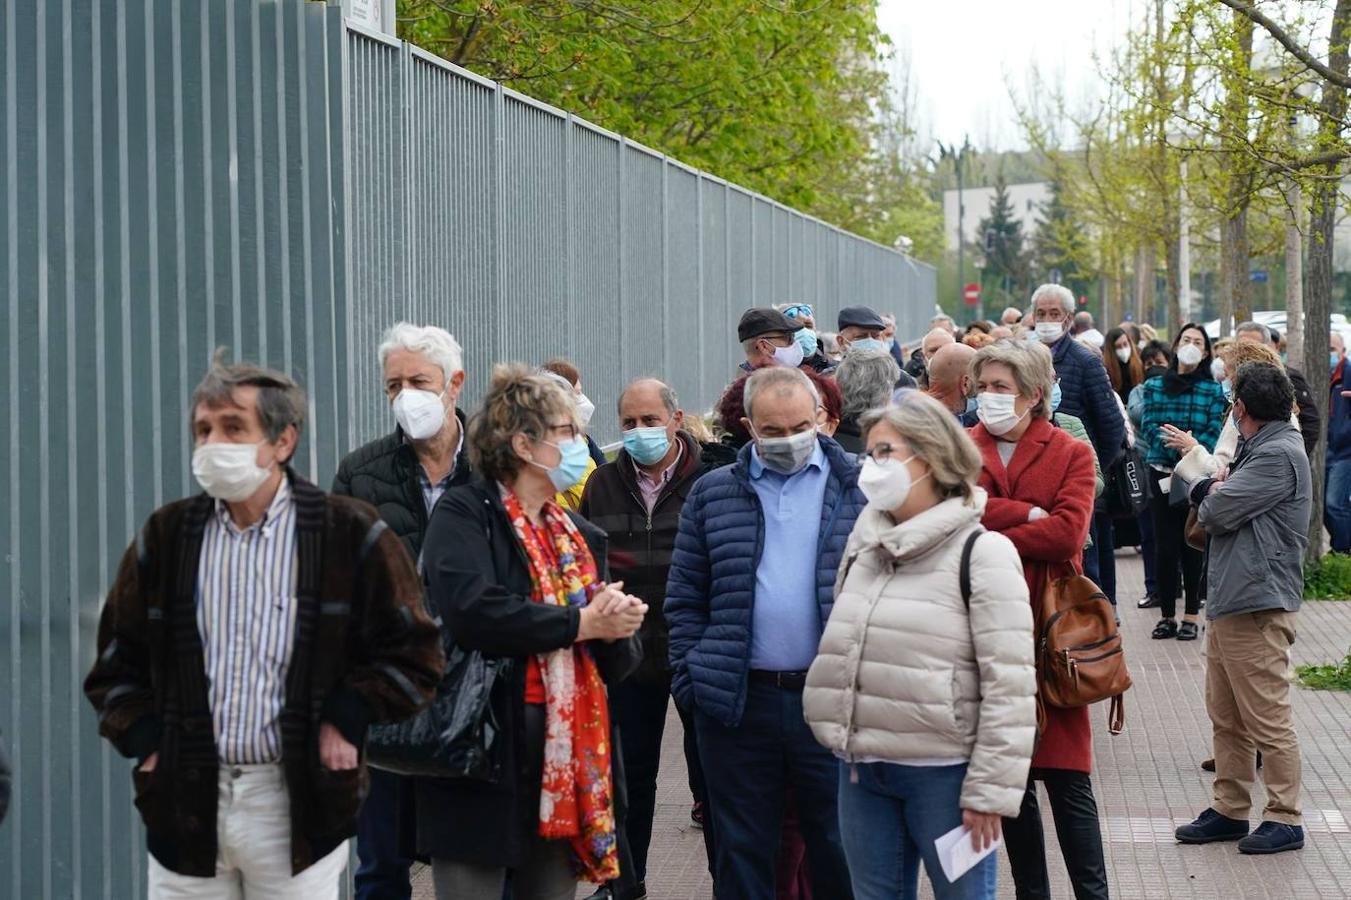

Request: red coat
left=970, top=417, right=1098, bottom=773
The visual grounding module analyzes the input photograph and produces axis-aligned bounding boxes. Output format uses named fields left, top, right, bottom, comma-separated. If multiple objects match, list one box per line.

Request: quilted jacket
left=803, top=491, right=1036, bottom=817
left=1049, top=335, right=1125, bottom=470
left=664, top=435, right=866, bottom=726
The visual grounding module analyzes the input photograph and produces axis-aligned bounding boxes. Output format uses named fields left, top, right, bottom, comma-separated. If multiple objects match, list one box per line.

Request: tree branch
left=1215, top=0, right=1351, bottom=90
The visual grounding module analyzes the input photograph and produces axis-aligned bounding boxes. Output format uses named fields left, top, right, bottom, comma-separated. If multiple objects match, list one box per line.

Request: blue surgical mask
left=533, top=436, right=591, bottom=492
left=793, top=328, right=818, bottom=359
left=1051, top=382, right=1063, bottom=412
left=1221, top=379, right=1233, bottom=403
left=1332, top=351, right=1342, bottom=370
left=623, top=426, right=671, bottom=466
left=850, top=338, right=887, bottom=354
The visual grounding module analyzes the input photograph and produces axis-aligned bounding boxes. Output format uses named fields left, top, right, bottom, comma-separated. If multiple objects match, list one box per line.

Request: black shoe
left=1176, top=808, right=1249, bottom=844
left=690, top=800, right=705, bottom=829
left=1178, top=621, right=1199, bottom=641
left=1138, top=593, right=1161, bottom=609
left=1238, top=822, right=1304, bottom=854
left=1152, top=618, right=1178, bottom=639
left=587, top=884, right=648, bottom=900
left=1201, top=751, right=1260, bottom=773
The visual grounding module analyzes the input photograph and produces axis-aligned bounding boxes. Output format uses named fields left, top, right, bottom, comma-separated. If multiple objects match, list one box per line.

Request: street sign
left=1250, top=270, right=1269, bottom=283
left=963, top=282, right=981, bottom=306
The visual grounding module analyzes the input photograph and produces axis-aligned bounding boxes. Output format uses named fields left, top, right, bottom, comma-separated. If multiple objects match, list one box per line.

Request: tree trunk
left=1219, top=9, right=1254, bottom=335
left=1285, top=179, right=1305, bottom=372
left=1134, top=243, right=1157, bottom=326
left=1303, top=0, right=1351, bottom=563
left=1220, top=210, right=1249, bottom=334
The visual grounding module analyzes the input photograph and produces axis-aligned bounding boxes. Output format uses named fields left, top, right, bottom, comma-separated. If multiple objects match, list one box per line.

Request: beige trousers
left=1205, top=609, right=1303, bottom=826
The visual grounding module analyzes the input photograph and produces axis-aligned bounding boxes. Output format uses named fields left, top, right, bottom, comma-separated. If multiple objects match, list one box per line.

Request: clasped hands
left=578, top=580, right=648, bottom=642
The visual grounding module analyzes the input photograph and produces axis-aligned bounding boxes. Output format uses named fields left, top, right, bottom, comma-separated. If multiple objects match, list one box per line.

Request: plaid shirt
left=1138, top=374, right=1229, bottom=470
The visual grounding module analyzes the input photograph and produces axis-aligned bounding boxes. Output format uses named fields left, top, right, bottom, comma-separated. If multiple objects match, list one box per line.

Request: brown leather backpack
left=1035, top=571, right=1131, bottom=734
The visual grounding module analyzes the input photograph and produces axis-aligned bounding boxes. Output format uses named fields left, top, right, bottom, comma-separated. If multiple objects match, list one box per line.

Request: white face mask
left=1035, top=322, right=1064, bottom=344
left=1115, top=347, right=1132, bottom=364
left=858, top=455, right=927, bottom=510
left=977, top=392, right=1028, bottom=437
left=392, top=387, right=448, bottom=441
left=771, top=341, right=805, bottom=369
left=575, top=393, right=596, bottom=427
left=192, top=442, right=274, bottom=502
left=1210, top=357, right=1228, bottom=382
left=1177, top=344, right=1204, bottom=368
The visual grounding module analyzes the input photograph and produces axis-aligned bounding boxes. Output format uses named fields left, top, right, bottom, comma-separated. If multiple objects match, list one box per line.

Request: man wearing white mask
left=738, top=307, right=808, bottom=373
left=86, top=354, right=443, bottom=899
left=332, top=321, right=471, bottom=900
left=1029, top=284, right=1124, bottom=603
left=666, top=366, right=865, bottom=898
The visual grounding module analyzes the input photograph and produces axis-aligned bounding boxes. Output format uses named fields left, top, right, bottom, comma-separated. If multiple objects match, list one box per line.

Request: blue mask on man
left=1051, top=382, right=1063, bottom=413
left=1332, top=351, right=1342, bottom=371
left=793, top=328, right=819, bottom=360
left=623, top=426, right=672, bottom=466
left=850, top=338, right=887, bottom=354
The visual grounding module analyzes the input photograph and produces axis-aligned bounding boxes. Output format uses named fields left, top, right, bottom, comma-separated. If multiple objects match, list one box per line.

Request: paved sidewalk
left=410, top=552, right=1351, bottom=899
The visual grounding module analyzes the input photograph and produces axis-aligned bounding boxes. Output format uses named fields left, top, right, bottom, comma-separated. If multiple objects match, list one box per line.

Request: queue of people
left=81, top=289, right=1318, bottom=900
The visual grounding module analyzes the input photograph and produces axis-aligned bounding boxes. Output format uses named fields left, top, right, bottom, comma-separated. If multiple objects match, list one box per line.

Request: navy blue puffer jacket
left=665, top=436, right=866, bottom=727
left=1050, top=335, right=1125, bottom=469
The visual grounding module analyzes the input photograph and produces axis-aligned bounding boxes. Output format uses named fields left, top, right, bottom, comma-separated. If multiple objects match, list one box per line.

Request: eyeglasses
left=860, top=442, right=899, bottom=464
left=782, top=304, right=813, bottom=320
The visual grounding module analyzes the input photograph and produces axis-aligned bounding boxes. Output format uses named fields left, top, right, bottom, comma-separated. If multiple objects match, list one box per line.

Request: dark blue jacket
left=1329, top=360, right=1351, bottom=464
left=1050, top=335, right=1125, bottom=469
left=664, top=436, right=866, bottom=726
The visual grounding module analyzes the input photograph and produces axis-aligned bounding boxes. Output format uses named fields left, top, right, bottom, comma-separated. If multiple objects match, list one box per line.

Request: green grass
left=1297, top=654, right=1351, bottom=691
left=1304, top=552, right=1351, bottom=600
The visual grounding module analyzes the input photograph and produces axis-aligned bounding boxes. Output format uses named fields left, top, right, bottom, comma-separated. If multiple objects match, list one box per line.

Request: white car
left=1203, top=311, right=1351, bottom=344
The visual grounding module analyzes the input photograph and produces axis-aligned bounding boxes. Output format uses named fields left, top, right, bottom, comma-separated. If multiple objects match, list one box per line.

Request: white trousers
left=148, top=764, right=349, bottom=900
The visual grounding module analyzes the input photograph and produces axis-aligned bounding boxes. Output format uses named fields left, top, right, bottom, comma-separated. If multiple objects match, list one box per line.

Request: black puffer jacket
left=331, top=410, right=472, bottom=559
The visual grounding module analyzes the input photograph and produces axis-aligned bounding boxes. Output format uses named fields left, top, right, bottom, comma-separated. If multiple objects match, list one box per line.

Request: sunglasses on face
left=782, top=304, right=813, bottom=320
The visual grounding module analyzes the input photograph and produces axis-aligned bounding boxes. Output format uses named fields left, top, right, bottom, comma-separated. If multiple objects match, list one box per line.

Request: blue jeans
left=355, top=768, right=414, bottom=900
left=838, top=762, right=997, bottom=900
left=694, top=681, right=852, bottom=899
left=1326, top=459, right=1351, bottom=552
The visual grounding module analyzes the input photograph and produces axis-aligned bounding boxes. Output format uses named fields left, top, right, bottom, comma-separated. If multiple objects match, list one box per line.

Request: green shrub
left=1297, top=654, right=1351, bottom=691
left=1304, top=552, right=1351, bottom=600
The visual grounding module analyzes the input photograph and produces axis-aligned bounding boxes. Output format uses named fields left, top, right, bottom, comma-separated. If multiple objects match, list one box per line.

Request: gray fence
left=0, top=2, right=934, bottom=897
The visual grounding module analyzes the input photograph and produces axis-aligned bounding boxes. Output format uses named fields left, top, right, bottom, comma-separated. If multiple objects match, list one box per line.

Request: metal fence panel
left=0, top=3, right=935, bottom=897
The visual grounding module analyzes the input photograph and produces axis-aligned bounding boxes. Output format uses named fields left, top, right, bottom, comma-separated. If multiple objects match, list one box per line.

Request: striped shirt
left=194, top=477, right=299, bottom=765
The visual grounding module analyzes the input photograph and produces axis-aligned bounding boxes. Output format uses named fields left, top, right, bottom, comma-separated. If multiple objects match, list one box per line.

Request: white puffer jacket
left=804, top=489, right=1037, bottom=817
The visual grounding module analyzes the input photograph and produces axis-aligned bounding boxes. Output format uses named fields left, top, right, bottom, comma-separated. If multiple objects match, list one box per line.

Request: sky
left=875, top=0, right=1138, bottom=153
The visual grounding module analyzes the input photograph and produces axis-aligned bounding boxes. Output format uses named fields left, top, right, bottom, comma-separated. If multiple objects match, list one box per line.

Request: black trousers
left=1003, top=768, right=1109, bottom=900
left=1149, top=470, right=1202, bottom=619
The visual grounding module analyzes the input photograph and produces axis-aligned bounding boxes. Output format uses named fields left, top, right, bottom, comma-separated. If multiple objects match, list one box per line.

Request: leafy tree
left=974, top=172, right=1032, bottom=305
left=1032, top=178, right=1093, bottom=303
left=395, top=0, right=942, bottom=257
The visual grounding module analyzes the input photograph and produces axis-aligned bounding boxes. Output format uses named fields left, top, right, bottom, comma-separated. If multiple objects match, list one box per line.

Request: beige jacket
left=804, top=490, right=1037, bottom=817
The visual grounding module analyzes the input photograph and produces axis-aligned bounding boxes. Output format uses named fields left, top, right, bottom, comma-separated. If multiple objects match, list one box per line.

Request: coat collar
left=970, top=416, right=1055, bottom=496
left=852, top=490, right=987, bottom=562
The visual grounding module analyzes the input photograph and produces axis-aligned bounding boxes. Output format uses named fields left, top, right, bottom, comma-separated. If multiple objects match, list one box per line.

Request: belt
left=749, top=669, right=808, bottom=690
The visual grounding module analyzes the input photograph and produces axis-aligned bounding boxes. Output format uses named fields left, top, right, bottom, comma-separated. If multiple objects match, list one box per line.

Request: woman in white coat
left=804, top=391, right=1038, bottom=900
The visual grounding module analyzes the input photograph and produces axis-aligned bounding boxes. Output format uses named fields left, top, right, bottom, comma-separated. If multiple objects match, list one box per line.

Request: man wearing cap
left=836, top=305, right=890, bottom=356
left=738, top=307, right=808, bottom=373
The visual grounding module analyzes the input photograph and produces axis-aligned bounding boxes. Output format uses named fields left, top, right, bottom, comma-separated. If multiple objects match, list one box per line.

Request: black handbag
left=366, top=640, right=513, bottom=782
left=1104, top=442, right=1152, bottom=518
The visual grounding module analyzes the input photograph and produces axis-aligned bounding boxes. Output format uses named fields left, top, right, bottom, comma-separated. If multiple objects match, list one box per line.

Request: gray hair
left=1235, top=321, right=1272, bottom=344
left=970, top=338, right=1056, bottom=420
left=743, top=366, right=820, bottom=419
left=191, top=348, right=307, bottom=446
left=836, top=350, right=901, bottom=420
left=930, top=314, right=956, bottom=330
left=860, top=391, right=982, bottom=502
left=378, top=322, right=464, bottom=382
left=617, top=377, right=679, bottom=417
left=1030, top=283, right=1075, bottom=316
left=880, top=312, right=897, bottom=327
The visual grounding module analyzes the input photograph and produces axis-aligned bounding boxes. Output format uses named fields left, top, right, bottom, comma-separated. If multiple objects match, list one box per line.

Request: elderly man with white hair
left=332, top=321, right=472, bottom=900
left=1030, top=284, right=1125, bottom=606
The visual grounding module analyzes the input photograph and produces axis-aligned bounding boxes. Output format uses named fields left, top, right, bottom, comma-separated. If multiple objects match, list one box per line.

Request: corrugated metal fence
left=0, top=2, right=934, bottom=897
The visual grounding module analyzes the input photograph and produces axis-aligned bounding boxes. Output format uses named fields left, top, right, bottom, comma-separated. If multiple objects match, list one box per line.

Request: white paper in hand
left=934, top=823, right=1001, bottom=884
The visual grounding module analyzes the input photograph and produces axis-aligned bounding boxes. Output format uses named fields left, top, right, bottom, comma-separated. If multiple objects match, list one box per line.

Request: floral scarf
left=501, top=487, right=619, bottom=883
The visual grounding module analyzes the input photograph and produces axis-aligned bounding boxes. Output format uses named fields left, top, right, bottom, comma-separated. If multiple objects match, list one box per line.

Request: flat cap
left=838, top=305, right=884, bottom=331
left=738, top=307, right=797, bottom=343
